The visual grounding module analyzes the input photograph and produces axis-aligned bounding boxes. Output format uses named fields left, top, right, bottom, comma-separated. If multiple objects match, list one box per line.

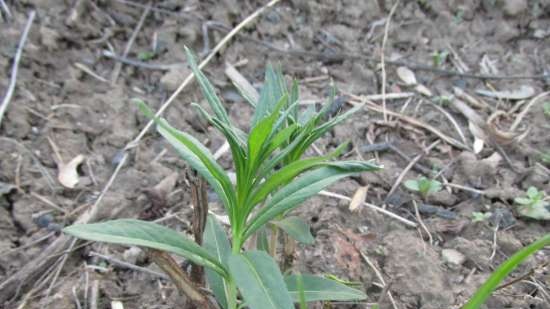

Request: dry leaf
left=349, top=186, right=368, bottom=211
left=58, top=154, right=85, bottom=188
left=396, top=66, right=417, bottom=85
left=111, top=301, right=124, bottom=309
left=468, top=121, right=486, bottom=154
left=476, top=85, right=535, bottom=100
left=486, top=111, right=520, bottom=145
left=481, top=152, right=502, bottom=169
left=225, top=62, right=259, bottom=104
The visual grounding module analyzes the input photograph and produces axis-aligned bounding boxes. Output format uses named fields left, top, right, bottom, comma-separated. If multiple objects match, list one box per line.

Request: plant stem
left=227, top=238, right=242, bottom=309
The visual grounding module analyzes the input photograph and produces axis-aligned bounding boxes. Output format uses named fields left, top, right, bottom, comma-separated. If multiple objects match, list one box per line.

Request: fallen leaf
left=58, top=154, right=85, bottom=188
left=476, top=85, right=535, bottom=100
left=468, top=121, right=486, bottom=154
left=396, top=66, right=417, bottom=85
left=349, top=186, right=368, bottom=211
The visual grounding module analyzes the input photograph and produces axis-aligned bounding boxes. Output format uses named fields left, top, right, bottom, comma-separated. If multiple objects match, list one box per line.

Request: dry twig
left=0, top=11, right=36, bottom=127
left=380, top=1, right=399, bottom=122
left=110, top=2, right=152, bottom=83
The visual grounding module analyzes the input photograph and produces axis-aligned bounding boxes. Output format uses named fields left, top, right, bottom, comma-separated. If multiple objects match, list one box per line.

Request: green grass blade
left=228, top=251, right=294, bottom=309
left=462, top=233, right=550, bottom=309
left=64, top=219, right=228, bottom=277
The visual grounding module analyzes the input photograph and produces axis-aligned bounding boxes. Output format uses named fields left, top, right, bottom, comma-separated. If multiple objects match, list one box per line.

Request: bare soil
left=1, top=1, right=549, bottom=308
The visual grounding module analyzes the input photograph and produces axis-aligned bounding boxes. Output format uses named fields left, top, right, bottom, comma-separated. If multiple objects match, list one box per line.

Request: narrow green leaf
left=63, top=219, right=227, bottom=277
left=156, top=119, right=236, bottom=214
left=286, top=274, right=367, bottom=302
left=185, top=47, right=231, bottom=125
left=264, top=124, right=298, bottom=156
left=248, top=95, right=288, bottom=166
left=462, top=234, right=550, bottom=309
left=248, top=143, right=351, bottom=208
left=228, top=251, right=294, bottom=309
left=272, top=216, right=314, bottom=244
left=135, top=100, right=236, bottom=215
left=244, top=161, right=381, bottom=240
left=204, top=216, right=231, bottom=309
left=252, top=64, right=288, bottom=126
left=404, top=180, right=420, bottom=191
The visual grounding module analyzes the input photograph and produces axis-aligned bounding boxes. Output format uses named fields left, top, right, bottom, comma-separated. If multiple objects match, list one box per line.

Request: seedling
left=64, top=47, right=379, bottom=309
left=471, top=211, right=492, bottom=223
left=514, top=186, right=550, bottom=220
left=404, top=176, right=442, bottom=200
left=432, top=50, right=449, bottom=67
left=137, top=51, right=156, bottom=61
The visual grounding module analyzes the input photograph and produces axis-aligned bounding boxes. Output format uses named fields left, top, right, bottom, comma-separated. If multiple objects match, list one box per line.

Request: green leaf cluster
left=64, top=48, right=379, bottom=309
left=404, top=176, right=442, bottom=199
left=514, top=186, right=550, bottom=220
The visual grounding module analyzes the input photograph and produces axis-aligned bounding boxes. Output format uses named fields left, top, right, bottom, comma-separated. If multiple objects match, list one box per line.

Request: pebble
left=502, top=0, right=528, bottom=17
left=160, top=68, right=191, bottom=92
left=442, top=249, right=466, bottom=267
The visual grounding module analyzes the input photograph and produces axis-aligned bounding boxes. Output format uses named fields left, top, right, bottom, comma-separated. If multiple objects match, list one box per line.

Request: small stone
left=123, top=246, right=144, bottom=265
left=502, top=0, right=528, bottom=17
left=160, top=68, right=191, bottom=92
left=442, top=249, right=466, bottom=267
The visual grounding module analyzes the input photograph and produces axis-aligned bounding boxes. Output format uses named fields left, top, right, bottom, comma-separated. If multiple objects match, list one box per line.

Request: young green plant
left=514, top=186, right=550, bottom=220
left=404, top=176, right=442, bottom=200
left=64, top=47, right=379, bottom=309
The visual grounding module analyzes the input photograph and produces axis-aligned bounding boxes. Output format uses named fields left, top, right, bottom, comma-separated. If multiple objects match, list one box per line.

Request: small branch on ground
left=188, top=170, right=208, bottom=285
left=0, top=10, right=36, bottom=127
left=147, top=249, right=216, bottom=309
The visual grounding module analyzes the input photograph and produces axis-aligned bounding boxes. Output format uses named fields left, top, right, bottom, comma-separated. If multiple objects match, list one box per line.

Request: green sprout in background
left=514, top=186, right=550, bottom=220
left=404, top=176, right=442, bottom=200
left=471, top=211, right=492, bottom=223
left=432, top=50, right=449, bottom=67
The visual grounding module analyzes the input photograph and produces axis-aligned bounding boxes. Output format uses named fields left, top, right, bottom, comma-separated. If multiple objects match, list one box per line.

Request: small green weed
left=471, top=211, right=492, bottom=223
left=432, top=50, right=449, bottom=67
left=404, top=176, right=442, bottom=200
left=514, top=186, right=550, bottom=220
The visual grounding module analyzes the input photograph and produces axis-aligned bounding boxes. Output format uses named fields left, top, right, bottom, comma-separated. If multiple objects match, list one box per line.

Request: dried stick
left=110, top=2, right=151, bottom=84
left=147, top=250, right=216, bottom=309
left=359, top=251, right=398, bottom=309
left=348, top=98, right=469, bottom=150
left=0, top=0, right=281, bottom=303
left=380, top=1, right=399, bottom=122
left=319, top=190, right=417, bottom=227
left=510, top=91, right=550, bottom=131
left=0, top=11, right=36, bottom=127
left=188, top=171, right=208, bottom=285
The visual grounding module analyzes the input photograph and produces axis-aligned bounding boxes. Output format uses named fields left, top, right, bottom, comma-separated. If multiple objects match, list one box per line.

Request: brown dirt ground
left=1, top=0, right=549, bottom=308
